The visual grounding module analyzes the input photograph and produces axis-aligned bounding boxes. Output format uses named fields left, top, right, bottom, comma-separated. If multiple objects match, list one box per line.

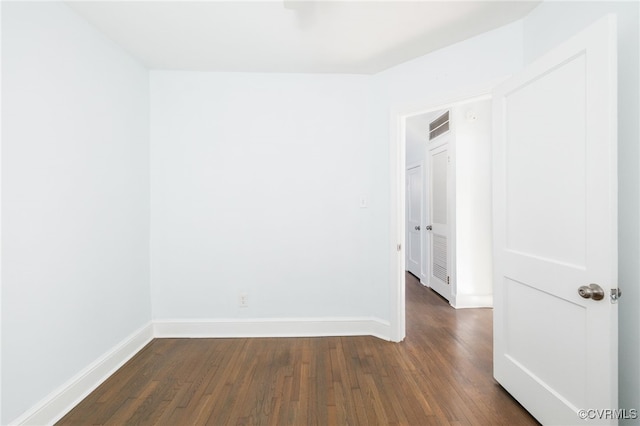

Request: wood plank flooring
left=57, top=273, right=538, bottom=425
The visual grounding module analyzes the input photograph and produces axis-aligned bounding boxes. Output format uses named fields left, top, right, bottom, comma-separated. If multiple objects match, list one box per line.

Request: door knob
left=414, top=226, right=421, bottom=230
left=426, top=225, right=433, bottom=231
left=578, top=283, right=605, bottom=301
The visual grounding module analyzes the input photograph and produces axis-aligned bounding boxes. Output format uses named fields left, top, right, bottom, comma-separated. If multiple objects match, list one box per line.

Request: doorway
left=391, top=94, right=493, bottom=342
left=405, top=109, right=451, bottom=302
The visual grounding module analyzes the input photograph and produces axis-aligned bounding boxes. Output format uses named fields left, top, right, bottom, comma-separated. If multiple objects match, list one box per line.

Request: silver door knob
left=426, top=225, right=433, bottom=231
left=578, top=283, right=605, bottom=301
left=414, top=226, right=421, bottom=230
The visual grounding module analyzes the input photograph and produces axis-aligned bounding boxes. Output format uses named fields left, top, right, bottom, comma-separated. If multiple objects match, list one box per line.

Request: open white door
left=493, top=15, right=618, bottom=425
left=406, top=164, right=422, bottom=278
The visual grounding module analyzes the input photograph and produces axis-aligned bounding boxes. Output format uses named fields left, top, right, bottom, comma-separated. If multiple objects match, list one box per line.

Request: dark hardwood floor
left=57, top=273, right=538, bottom=425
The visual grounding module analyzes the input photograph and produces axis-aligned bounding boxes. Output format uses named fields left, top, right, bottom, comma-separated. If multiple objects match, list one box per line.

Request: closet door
left=406, top=164, right=423, bottom=278
left=426, top=134, right=450, bottom=300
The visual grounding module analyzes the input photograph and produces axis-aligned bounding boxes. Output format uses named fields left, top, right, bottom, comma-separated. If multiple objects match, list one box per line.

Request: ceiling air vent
left=429, top=111, right=450, bottom=140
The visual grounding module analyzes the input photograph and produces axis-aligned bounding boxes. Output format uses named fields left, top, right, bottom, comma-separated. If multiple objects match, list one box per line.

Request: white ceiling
left=66, top=1, right=540, bottom=74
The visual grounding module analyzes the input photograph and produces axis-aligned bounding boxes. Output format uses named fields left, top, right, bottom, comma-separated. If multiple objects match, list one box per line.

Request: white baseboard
left=154, top=317, right=392, bottom=341
left=417, top=278, right=492, bottom=309
left=12, top=317, right=390, bottom=425
left=454, top=294, right=493, bottom=308
left=13, top=323, right=154, bottom=426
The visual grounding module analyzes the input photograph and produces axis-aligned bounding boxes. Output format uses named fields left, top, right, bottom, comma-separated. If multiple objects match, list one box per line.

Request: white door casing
left=426, top=135, right=451, bottom=300
left=493, top=15, right=617, bottom=425
left=406, top=164, right=422, bottom=278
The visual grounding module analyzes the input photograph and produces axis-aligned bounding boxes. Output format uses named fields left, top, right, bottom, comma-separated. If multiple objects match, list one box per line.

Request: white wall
left=452, top=100, right=493, bottom=306
left=1, top=2, right=151, bottom=424
left=149, top=72, right=387, bottom=322
left=0, top=3, right=4, bottom=423
left=377, top=21, right=523, bottom=110
left=522, top=2, right=640, bottom=421
left=405, top=112, right=440, bottom=165
left=148, top=20, right=523, bottom=326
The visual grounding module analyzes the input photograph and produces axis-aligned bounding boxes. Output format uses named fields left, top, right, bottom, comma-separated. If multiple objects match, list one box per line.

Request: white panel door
left=406, top=164, right=422, bottom=277
left=426, top=137, right=450, bottom=300
left=493, top=16, right=617, bottom=425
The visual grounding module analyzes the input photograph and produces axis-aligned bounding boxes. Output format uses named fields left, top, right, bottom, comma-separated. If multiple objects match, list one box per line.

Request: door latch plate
left=610, top=288, right=622, bottom=304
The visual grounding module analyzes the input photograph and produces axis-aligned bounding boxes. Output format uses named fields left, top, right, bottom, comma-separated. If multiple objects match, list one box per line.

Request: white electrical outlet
left=238, top=292, right=249, bottom=308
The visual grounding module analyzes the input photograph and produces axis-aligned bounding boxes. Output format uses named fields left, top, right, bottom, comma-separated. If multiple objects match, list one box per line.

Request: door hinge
left=610, top=288, right=622, bottom=304
left=447, top=276, right=450, bottom=285
left=397, top=244, right=402, bottom=252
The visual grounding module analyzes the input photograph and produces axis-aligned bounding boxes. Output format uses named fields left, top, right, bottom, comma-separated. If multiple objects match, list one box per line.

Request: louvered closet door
left=426, top=136, right=450, bottom=300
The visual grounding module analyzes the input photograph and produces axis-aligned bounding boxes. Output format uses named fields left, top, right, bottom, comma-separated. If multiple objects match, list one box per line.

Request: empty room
left=2, top=1, right=639, bottom=425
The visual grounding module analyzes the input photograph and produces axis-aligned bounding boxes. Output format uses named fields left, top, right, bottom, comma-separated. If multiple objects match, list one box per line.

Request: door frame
left=389, top=91, right=492, bottom=342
